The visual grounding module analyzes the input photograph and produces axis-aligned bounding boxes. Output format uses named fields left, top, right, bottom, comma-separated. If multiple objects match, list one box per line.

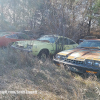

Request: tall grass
left=0, top=48, right=100, bottom=100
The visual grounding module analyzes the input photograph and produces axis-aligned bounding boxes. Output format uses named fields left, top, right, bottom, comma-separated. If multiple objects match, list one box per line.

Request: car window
left=57, top=37, right=69, bottom=45
left=6, top=34, right=18, bottom=39
left=68, top=39, right=76, bottom=45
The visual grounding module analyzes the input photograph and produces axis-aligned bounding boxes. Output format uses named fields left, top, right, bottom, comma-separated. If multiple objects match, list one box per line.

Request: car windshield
left=38, top=36, right=58, bottom=43
left=6, top=33, right=30, bottom=39
left=16, top=33, right=30, bottom=39
left=78, top=40, right=100, bottom=49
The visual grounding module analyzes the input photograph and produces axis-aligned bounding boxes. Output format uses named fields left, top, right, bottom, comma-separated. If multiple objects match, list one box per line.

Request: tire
left=38, top=50, right=49, bottom=62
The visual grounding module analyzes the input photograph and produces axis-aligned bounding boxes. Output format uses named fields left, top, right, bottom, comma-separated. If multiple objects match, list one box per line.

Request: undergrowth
left=0, top=48, right=100, bottom=100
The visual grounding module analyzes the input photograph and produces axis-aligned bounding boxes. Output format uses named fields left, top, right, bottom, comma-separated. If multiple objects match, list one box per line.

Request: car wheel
left=38, top=50, right=49, bottom=62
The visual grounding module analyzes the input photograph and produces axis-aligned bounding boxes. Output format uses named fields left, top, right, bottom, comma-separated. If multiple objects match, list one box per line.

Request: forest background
left=0, top=0, right=100, bottom=42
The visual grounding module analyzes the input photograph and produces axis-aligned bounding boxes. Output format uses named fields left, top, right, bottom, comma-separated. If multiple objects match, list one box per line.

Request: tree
left=93, top=0, right=100, bottom=26
left=81, top=0, right=100, bottom=35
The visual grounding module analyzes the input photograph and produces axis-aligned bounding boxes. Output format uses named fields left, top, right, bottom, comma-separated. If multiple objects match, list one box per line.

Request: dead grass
left=0, top=48, right=100, bottom=100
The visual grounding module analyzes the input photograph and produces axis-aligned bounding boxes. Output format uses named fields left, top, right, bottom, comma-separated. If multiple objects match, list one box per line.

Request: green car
left=11, top=35, right=78, bottom=59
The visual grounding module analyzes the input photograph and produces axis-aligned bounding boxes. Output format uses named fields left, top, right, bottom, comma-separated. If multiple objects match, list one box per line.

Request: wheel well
left=39, top=49, right=49, bottom=55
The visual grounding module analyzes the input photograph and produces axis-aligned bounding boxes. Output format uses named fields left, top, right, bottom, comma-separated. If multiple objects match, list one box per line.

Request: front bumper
left=54, top=59, right=100, bottom=76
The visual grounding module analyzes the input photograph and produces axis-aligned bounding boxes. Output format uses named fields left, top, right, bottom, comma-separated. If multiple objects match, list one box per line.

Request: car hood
left=14, top=40, right=50, bottom=47
left=58, top=48, right=100, bottom=61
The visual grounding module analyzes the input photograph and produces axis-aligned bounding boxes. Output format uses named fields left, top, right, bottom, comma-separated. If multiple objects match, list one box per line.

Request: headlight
left=94, top=61, right=100, bottom=67
left=55, top=54, right=67, bottom=60
left=55, top=54, right=61, bottom=60
left=85, top=59, right=93, bottom=66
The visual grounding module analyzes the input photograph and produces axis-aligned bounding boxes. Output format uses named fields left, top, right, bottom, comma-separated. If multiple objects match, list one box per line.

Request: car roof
left=0, top=32, right=13, bottom=37
left=40, top=35, right=76, bottom=42
left=0, top=32, right=25, bottom=37
left=42, top=35, right=59, bottom=37
left=84, top=36, right=97, bottom=39
left=42, top=35, right=68, bottom=38
left=85, top=39, right=100, bottom=41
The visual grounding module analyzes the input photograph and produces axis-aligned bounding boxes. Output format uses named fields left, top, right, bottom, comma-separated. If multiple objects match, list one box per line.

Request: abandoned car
left=0, top=32, right=34, bottom=47
left=54, top=39, right=100, bottom=76
left=79, top=36, right=97, bottom=43
left=11, top=35, right=78, bottom=59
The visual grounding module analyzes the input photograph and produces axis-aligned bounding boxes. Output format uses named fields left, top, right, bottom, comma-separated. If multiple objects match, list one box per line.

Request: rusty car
left=54, top=39, right=100, bottom=76
left=0, top=32, right=34, bottom=47
left=11, top=35, right=78, bottom=60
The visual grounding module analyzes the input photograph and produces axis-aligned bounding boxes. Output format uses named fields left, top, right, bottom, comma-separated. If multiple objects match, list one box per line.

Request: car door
left=64, top=38, right=78, bottom=50
left=56, top=37, right=78, bottom=51
left=55, top=37, right=69, bottom=52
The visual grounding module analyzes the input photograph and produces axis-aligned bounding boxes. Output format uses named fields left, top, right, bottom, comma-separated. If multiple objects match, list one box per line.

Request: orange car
left=54, top=39, right=100, bottom=76
left=0, top=32, right=34, bottom=47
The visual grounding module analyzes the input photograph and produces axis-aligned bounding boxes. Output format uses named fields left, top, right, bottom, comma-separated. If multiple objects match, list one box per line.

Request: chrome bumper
left=53, top=59, right=100, bottom=75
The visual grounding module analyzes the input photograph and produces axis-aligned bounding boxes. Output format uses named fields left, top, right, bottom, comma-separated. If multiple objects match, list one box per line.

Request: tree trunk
left=88, top=18, right=91, bottom=35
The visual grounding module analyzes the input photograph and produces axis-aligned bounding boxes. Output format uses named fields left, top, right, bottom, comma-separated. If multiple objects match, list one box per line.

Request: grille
left=66, top=59, right=84, bottom=64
